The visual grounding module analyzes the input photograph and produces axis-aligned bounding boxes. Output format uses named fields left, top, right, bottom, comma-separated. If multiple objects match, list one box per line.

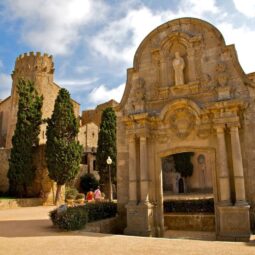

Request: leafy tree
left=96, top=107, right=116, bottom=192
left=80, top=173, right=99, bottom=194
left=173, top=152, right=194, bottom=178
left=46, top=88, right=82, bottom=204
left=8, top=79, right=43, bottom=197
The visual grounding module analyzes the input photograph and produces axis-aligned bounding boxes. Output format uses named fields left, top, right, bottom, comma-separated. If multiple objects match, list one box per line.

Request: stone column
left=229, top=125, right=247, bottom=205
left=187, top=47, right=196, bottom=82
left=140, top=135, right=149, bottom=203
left=128, top=135, right=137, bottom=204
left=215, top=125, right=231, bottom=204
left=160, top=52, right=168, bottom=87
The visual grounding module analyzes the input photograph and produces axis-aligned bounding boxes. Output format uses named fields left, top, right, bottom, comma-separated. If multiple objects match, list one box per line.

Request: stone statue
left=172, top=52, right=185, bottom=85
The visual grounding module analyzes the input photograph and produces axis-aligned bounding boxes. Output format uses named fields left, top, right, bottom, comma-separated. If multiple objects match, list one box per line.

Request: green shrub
left=49, top=202, right=117, bottom=231
left=86, top=202, right=117, bottom=222
left=65, top=187, right=78, bottom=198
left=76, top=193, right=85, bottom=199
left=164, top=198, right=214, bottom=213
left=50, top=206, right=88, bottom=230
left=80, top=173, right=99, bottom=194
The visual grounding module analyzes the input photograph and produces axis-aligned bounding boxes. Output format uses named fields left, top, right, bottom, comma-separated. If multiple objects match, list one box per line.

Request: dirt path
left=0, top=206, right=254, bottom=255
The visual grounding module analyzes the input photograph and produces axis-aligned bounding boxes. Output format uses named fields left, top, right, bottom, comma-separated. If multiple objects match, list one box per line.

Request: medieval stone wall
left=4, top=52, right=80, bottom=149
left=0, top=97, right=11, bottom=147
left=78, top=122, right=98, bottom=151
left=0, top=149, right=10, bottom=193
left=81, top=99, right=118, bottom=126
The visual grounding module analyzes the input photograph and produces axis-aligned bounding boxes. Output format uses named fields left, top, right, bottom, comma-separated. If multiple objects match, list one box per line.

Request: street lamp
left=106, top=156, right=113, bottom=202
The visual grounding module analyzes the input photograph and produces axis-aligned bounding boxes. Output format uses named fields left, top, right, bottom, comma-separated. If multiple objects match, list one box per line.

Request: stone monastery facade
left=116, top=18, right=255, bottom=240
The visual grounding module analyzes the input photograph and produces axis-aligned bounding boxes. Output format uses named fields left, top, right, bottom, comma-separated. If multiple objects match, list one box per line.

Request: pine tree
left=46, top=88, right=82, bottom=204
left=8, top=79, right=43, bottom=197
left=96, top=107, right=116, bottom=193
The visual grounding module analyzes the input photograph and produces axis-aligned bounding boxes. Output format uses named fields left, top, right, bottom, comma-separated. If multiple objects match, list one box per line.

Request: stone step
left=164, top=213, right=215, bottom=232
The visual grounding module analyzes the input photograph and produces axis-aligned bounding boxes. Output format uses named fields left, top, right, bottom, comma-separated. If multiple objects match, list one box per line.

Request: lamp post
left=106, top=156, right=113, bottom=202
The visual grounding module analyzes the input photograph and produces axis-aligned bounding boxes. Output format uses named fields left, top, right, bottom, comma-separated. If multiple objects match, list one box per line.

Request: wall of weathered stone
left=81, top=99, right=118, bottom=126
left=78, top=122, right=98, bottom=151
left=0, top=148, right=10, bottom=193
left=0, top=98, right=11, bottom=147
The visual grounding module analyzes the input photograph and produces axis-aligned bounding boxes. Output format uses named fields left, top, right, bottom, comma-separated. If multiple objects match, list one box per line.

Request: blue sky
left=0, top=0, right=255, bottom=111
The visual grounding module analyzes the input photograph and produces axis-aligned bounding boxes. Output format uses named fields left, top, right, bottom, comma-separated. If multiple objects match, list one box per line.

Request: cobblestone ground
left=0, top=206, right=254, bottom=255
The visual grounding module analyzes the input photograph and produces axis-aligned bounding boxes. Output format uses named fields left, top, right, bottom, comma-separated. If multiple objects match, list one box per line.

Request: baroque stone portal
left=116, top=18, right=254, bottom=241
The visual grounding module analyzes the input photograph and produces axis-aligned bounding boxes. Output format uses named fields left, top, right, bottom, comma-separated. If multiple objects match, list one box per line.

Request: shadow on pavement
left=0, top=219, right=111, bottom=238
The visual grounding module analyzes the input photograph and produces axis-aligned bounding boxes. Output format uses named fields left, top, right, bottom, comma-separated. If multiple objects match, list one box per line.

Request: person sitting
left=86, top=189, right=94, bottom=202
left=94, top=186, right=102, bottom=201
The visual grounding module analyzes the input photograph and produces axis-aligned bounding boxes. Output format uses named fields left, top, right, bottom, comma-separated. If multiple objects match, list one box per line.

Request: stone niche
left=117, top=17, right=253, bottom=240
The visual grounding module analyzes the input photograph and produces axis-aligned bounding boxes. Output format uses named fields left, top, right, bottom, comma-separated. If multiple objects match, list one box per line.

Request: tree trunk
left=54, top=184, right=62, bottom=205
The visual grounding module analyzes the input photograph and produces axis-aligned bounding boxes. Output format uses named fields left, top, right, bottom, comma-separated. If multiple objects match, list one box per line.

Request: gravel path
left=0, top=206, right=254, bottom=255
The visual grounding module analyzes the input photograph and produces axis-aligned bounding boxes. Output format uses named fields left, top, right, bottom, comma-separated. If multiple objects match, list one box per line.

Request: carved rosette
left=169, top=108, right=196, bottom=138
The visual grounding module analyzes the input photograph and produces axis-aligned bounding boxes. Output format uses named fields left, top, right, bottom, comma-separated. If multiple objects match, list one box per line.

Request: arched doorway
left=161, top=149, right=216, bottom=238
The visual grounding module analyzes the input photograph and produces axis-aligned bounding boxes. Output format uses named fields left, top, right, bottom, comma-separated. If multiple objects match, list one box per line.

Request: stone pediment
left=120, top=18, right=252, bottom=114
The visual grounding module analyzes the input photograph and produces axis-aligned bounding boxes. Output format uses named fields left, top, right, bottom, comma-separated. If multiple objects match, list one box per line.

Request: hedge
left=164, top=198, right=214, bottom=213
left=50, top=202, right=117, bottom=231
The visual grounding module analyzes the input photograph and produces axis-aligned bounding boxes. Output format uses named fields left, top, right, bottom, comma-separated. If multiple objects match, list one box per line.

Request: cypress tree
left=8, top=79, right=43, bottom=197
left=96, top=107, right=116, bottom=193
left=46, top=88, right=82, bottom=204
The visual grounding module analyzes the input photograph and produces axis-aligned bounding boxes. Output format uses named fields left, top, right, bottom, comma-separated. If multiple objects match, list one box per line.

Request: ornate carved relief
left=127, top=78, right=146, bottom=114
left=216, top=62, right=228, bottom=87
left=169, top=108, right=196, bottom=138
left=215, top=62, right=232, bottom=100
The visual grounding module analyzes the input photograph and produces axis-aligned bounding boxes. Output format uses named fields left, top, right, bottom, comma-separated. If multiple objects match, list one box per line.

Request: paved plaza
left=0, top=206, right=254, bottom=255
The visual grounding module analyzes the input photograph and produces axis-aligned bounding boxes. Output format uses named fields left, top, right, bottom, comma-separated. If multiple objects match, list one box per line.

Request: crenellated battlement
left=13, top=52, right=55, bottom=76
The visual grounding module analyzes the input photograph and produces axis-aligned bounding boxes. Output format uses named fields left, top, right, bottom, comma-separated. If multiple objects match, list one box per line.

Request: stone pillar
left=124, top=134, right=154, bottom=237
left=215, top=125, right=231, bottom=204
left=187, top=47, right=196, bottom=82
left=160, top=52, right=168, bottom=87
left=128, top=135, right=137, bottom=203
left=139, top=135, right=149, bottom=203
left=229, top=125, right=247, bottom=205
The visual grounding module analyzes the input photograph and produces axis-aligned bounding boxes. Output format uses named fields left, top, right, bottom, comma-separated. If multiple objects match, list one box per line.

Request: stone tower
left=6, top=52, right=55, bottom=148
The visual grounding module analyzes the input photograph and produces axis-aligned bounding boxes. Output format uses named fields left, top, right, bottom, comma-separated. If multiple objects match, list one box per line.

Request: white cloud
left=90, top=7, right=172, bottom=65
left=179, top=0, right=219, bottom=16
left=90, top=0, right=220, bottom=65
left=56, top=77, right=98, bottom=91
left=3, top=0, right=108, bottom=55
left=233, top=0, right=255, bottom=18
left=74, top=65, right=90, bottom=74
left=218, top=22, right=255, bottom=73
left=0, top=73, right=12, bottom=99
left=88, top=83, right=125, bottom=105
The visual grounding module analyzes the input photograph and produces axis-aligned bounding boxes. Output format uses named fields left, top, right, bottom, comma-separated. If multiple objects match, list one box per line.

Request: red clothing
left=86, top=191, right=94, bottom=201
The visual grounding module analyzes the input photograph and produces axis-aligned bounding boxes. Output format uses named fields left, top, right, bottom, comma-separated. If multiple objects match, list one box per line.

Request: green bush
left=50, top=206, right=87, bottom=230
left=86, top=202, right=117, bottom=222
left=76, top=193, right=85, bottom=199
left=49, top=202, right=117, bottom=231
left=80, top=173, right=99, bottom=194
left=65, top=187, right=78, bottom=198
